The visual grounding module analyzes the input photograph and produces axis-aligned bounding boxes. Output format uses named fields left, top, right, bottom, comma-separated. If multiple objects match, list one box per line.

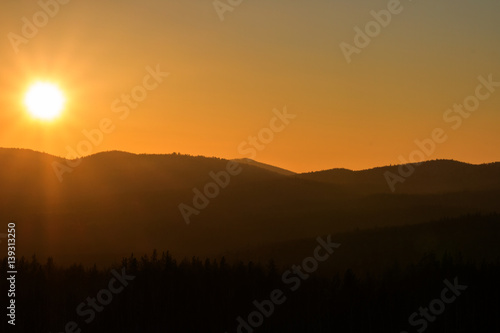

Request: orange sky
left=1, top=0, right=499, bottom=173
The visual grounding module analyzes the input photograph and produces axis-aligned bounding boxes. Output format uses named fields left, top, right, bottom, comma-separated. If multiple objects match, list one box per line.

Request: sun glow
left=24, top=82, right=65, bottom=121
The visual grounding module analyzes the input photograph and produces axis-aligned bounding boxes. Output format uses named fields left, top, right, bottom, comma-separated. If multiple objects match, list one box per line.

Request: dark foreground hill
left=3, top=227, right=499, bottom=333
left=222, top=213, right=500, bottom=275
left=0, top=148, right=499, bottom=266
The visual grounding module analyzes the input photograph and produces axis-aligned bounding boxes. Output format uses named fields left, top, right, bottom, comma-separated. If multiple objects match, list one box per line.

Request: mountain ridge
left=2, top=147, right=498, bottom=176
left=1, top=147, right=499, bottom=266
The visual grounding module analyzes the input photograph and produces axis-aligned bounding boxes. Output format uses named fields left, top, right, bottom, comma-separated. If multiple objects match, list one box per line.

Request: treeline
left=1, top=250, right=500, bottom=332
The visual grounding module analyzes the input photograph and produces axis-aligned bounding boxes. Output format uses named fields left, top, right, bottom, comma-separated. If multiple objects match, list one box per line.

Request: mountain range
left=1, top=147, right=499, bottom=267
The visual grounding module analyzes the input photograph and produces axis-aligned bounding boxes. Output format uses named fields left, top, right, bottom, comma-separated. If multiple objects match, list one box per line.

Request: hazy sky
left=1, top=0, right=499, bottom=172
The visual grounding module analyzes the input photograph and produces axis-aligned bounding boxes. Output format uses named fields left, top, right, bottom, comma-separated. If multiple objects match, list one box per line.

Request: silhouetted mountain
left=1, top=148, right=499, bottom=266
left=232, top=158, right=296, bottom=176
left=297, top=159, right=500, bottom=194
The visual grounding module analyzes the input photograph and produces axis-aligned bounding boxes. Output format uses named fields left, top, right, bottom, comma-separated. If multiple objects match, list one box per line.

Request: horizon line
left=1, top=146, right=499, bottom=175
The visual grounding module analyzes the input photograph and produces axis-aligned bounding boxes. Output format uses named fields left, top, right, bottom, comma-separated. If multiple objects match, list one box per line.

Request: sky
left=0, top=0, right=499, bottom=173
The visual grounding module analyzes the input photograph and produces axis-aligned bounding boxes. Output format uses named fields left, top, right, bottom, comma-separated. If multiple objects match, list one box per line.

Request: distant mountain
left=232, top=158, right=296, bottom=176
left=297, top=159, right=500, bottom=194
left=1, top=148, right=499, bottom=266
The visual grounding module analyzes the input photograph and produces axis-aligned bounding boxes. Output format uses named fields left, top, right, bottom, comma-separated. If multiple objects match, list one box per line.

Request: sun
left=24, top=82, right=65, bottom=120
